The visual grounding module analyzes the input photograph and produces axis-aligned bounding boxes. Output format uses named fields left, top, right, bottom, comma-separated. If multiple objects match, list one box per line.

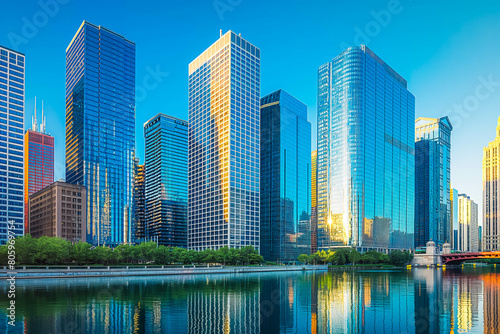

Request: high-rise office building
left=260, top=89, right=311, bottom=262
left=0, top=45, right=25, bottom=244
left=478, top=225, right=482, bottom=251
left=144, top=114, right=188, bottom=247
left=24, top=101, right=54, bottom=234
left=311, top=150, right=318, bottom=254
left=483, top=117, right=500, bottom=250
left=317, top=45, right=415, bottom=251
left=414, top=117, right=452, bottom=248
left=188, top=31, right=260, bottom=250
left=450, top=188, right=459, bottom=250
left=457, top=193, right=478, bottom=252
left=29, top=181, right=86, bottom=242
left=65, top=21, right=135, bottom=246
left=133, top=157, right=145, bottom=243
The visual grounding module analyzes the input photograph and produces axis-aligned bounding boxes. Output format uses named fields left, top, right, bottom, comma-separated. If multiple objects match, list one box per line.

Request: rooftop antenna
left=40, top=100, right=46, bottom=134
left=32, top=96, right=38, bottom=132
left=220, top=29, right=222, bottom=37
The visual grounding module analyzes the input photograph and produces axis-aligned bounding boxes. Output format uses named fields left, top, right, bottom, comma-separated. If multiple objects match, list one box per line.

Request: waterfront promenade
left=0, top=265, right=327, bottom=279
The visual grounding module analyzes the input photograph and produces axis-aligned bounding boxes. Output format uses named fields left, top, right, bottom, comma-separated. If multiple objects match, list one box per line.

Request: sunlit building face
left=188, top=31, right=260, bottom=250
left=65, top=21, right=136, bottom=246
left=317, top=45, right=415, bottom=251
left=483, top=117, right=500, bottom=251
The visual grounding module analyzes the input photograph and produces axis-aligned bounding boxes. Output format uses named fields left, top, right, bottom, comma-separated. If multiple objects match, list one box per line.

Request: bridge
left=441, top=251, right=500, bottom=265
left=412, top=240, right=500, bottom=266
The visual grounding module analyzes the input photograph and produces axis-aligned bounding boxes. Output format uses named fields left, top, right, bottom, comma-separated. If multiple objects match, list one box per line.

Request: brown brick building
left=29, top=181, right=86, bottom=243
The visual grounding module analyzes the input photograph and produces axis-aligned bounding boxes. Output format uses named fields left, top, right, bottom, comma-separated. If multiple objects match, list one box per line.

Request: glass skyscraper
left=188, top=31, right=260, bottom=251
left=0, top=45, right=25, bottom=244
left=144, top=114, right=188, bottom=247
left=65, top=21, right=135, bottom=246
left=311, top=150, right=318, bottom=254
left=414, top=117, right=452, bottom=248
left=317, top=45, right=415, bottom=251
left=260, top=89, right=311, bottom=262
left=24, top=103, right=54, bottom=234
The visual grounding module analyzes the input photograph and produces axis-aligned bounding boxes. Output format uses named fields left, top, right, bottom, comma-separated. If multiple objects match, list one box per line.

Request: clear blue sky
left=2, top=0, right=500, bottom=224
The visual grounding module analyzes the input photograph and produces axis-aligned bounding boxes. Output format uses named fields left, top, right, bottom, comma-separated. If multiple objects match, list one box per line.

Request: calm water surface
left=1, top=267, right=499, bottom=333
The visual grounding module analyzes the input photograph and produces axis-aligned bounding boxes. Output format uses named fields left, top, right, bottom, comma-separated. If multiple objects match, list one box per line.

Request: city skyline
left=1, top=1, right=499, bottom=224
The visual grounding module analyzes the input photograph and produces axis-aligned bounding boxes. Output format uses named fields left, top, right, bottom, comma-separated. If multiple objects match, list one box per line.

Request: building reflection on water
left=0, top=268, right=499, bottom=333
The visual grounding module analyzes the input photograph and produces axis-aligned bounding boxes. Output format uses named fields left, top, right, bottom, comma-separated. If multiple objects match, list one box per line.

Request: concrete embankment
left=0, top=265, right=327, bottom=279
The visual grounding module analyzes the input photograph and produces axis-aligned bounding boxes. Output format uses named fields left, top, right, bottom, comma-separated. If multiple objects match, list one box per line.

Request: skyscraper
left=317, top=45, right=415, bottom=252
left=65, top=21, right=135, bottom=246
left=311, top=150, right=318, bottom=254
left=260, top=89, right=311, bottom=262
left=0, top=45, right=25, bottom=244
left=414, top=117, right=452, bottom=248
left=24, top=100, right=54, bottom=234
left=457, top=193, right=478, bottom=252
left=133, top=158, right=145, bottom=243
left=144, top=114, right=188, bottom=247
left=450, top=188, right=459, bottom=250
left=483, top=117, right=500, bottom=251
left=188, top=31, right=260, bottom=251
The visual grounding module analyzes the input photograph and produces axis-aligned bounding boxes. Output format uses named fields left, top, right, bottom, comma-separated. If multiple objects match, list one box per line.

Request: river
left=0, top=266, right=498, bottom=333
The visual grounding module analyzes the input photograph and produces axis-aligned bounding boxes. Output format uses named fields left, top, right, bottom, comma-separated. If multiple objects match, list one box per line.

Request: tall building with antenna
left=24, top=98, right=54, bottom=233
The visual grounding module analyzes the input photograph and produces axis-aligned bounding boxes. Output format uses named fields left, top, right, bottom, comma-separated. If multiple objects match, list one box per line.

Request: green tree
left=240, top=245, right=256, bottom=264
left=348, top=249, right=361, bottom=264
left=70, top=242, right=92, bottom=264
left=298, top=254, right=309, bottom=264
left=217, top=246, right=230, bottom=265
left=92, top=246, right=112, bottom=265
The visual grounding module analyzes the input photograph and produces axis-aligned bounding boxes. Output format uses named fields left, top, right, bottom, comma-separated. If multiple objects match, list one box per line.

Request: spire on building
left=31, top=97, right=47, bottom=134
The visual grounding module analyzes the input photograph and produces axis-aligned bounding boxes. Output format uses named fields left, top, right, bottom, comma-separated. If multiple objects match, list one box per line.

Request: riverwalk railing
left=0, top=265, right=328, bottom=279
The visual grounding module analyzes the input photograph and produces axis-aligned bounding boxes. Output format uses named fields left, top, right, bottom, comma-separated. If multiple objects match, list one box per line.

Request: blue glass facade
left=260, top=89, right=311, bottom=262
left=317, top=45, right=415, bottom=251
left=414, top=117, right=452, bottom=248
left=65, top=21, right=135, bottom=246
left=188, top=31, right=260, bottom=250
left=0, top=45, right=25, bottom=244
left=144, top=114, right=188, bottom=247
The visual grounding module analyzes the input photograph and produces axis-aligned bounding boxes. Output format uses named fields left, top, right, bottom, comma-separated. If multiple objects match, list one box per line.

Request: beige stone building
left=29, top=181, right=86, bottom=243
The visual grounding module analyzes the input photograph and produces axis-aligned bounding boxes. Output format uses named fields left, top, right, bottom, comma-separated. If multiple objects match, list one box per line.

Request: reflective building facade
left=144, top=114, right=188, bottom=247
left=414, top=117, right=452, bottom=248
left=311, top=150, right=318, bottom=254
left=260, top=89, right=311, bottom=262
left=317, top=45, right=415, bottom=251
left=65, top=21, right=135, bottom=246
left=0, top=45, right=24, bottom=244
left=188, top=31, right=260, bottom=250
left=483, top=117, right=500, bottom=250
